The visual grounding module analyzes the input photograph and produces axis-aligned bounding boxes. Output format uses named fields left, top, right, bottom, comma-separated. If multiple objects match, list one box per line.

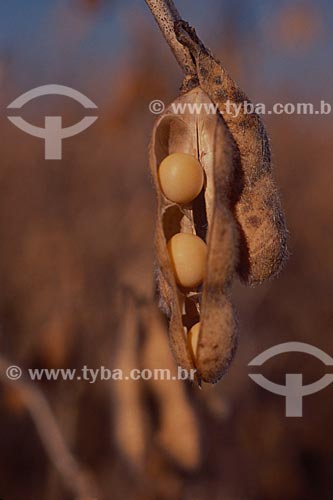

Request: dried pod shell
left=175, top=22, right=288, bottom=285
left=150, top=87, right=238, bottom=383
left=141, top=303, right=201, bottom=470
left=111, top=289, right=147, bottom=470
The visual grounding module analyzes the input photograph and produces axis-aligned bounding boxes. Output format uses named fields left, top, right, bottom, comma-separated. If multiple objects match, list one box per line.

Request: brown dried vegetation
left=0, top=2, right=332, bottom=500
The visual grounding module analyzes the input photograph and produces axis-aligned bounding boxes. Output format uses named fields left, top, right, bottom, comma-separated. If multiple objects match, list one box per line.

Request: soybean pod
left=150, top=88, right=239, bottom=384
left=176, top=21, right=288, bottom=285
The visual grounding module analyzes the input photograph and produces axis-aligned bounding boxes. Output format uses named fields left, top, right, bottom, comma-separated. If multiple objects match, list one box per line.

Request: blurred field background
left=0, top=1, right=332, bottom=499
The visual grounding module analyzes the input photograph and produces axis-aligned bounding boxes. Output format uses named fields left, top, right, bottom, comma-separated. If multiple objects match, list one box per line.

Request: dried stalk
left=144, top=0, right=196, bottom=75
left=0, top=354, right=97, bottom=500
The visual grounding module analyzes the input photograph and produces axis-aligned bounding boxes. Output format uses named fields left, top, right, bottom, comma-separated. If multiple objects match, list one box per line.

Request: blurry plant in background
left=0, top=1, right=332, bottom=499
left=273, top=3, right=323, bottom=51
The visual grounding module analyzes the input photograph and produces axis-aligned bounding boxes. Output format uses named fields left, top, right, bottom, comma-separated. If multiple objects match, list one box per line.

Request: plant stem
left=0, top=354, right=98, bottom=500
left=144, top=0, right=196, bottom=75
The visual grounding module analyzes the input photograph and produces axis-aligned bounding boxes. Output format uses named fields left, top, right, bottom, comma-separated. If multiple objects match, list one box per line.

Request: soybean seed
left=188, top=322, right=201, bottom=358
left=167, top=233, right=207, bottom=288
left=158, top=153, right=204, bottom=204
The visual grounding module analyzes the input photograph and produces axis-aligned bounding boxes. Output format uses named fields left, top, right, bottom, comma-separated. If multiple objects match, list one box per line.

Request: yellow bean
left=167, top=233, right=207, bottom=288
left=158, top=153, right=204, bottom=204
left=188, top=322, right=201, bottom=358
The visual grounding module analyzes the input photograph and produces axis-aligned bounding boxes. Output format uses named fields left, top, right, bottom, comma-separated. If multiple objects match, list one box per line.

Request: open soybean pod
left=150, top=87, right=238, bottom=384
left=176, top=22, right=288, bottom=285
